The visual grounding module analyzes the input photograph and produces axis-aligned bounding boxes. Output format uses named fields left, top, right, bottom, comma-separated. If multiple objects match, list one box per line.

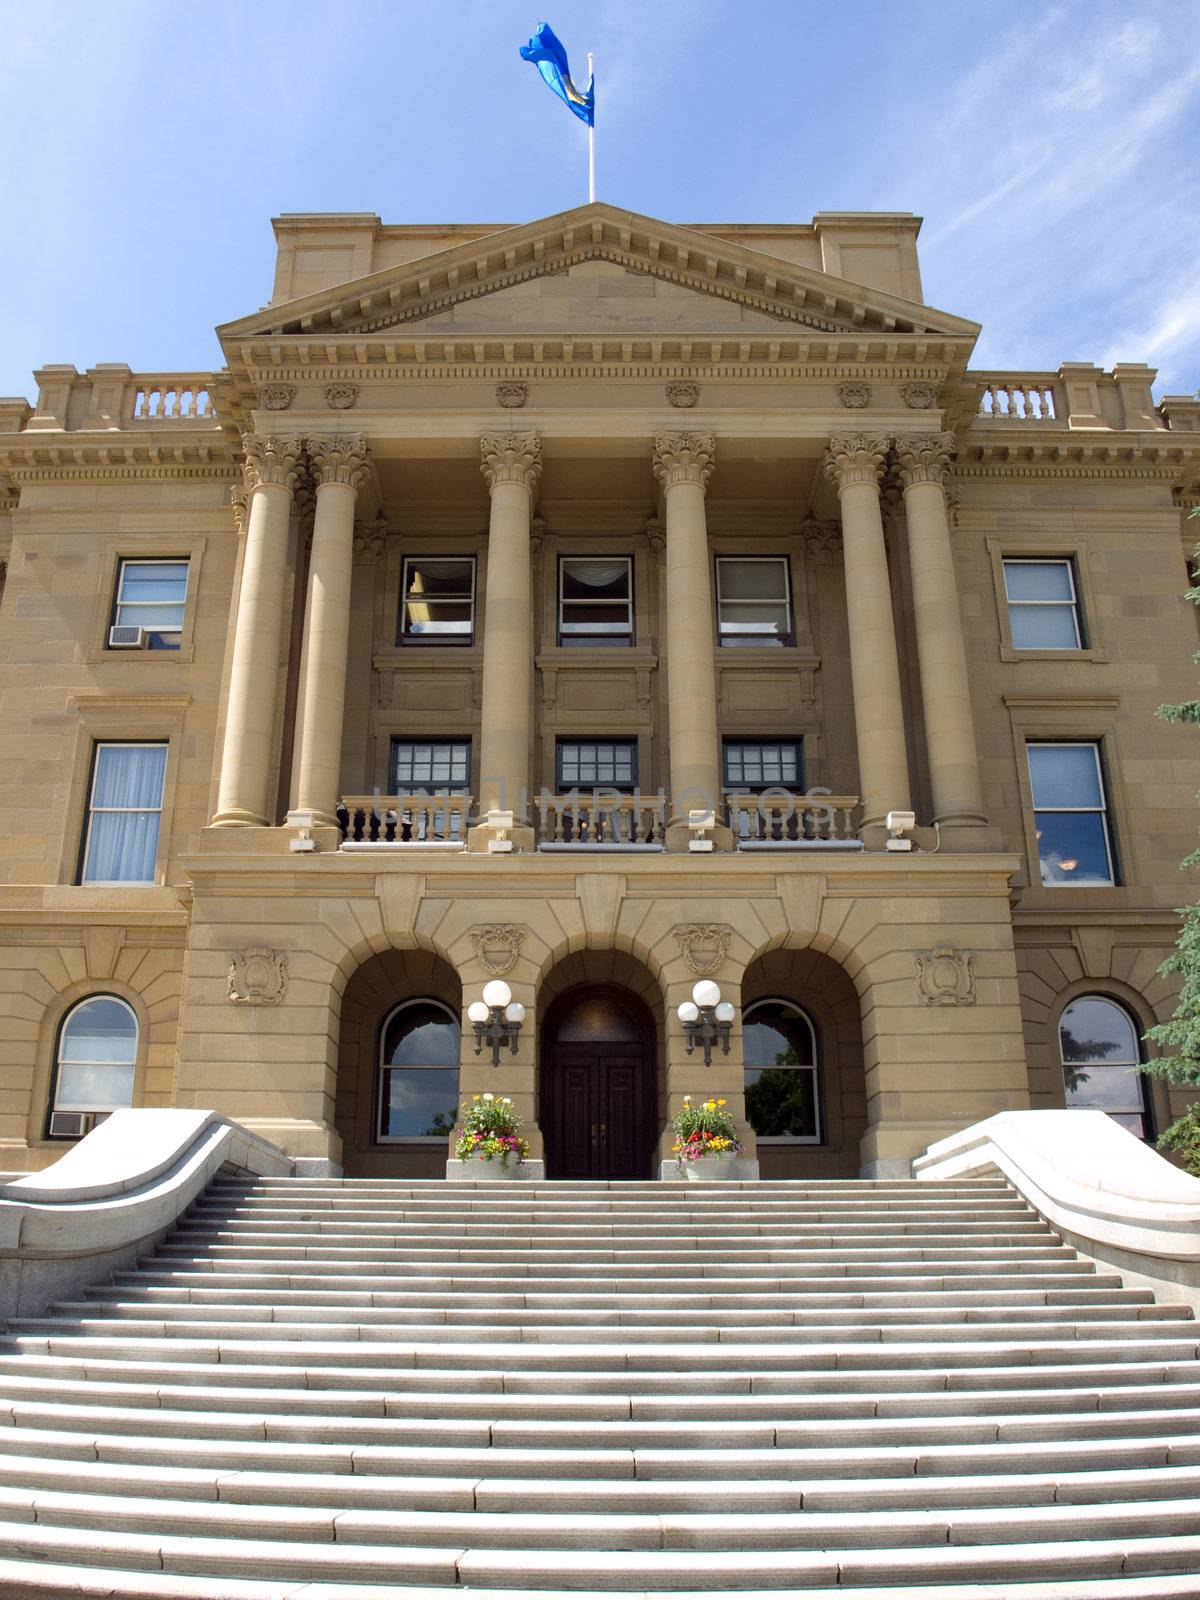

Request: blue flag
left=519, top=22, right=594, bottom=126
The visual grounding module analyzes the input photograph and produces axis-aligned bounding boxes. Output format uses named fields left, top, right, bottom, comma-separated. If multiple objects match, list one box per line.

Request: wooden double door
left=541, top=987, right=657, bottom=1180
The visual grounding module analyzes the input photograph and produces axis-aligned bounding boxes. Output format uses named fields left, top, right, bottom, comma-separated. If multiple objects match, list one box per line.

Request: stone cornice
left=242, top=434, right=305, bottom=493
left=894, top=431, right=955, bottom=489
left=653, top=432, right=715, bottom=492
left=480, top=431, right=542, bottom=493
left=0, top=435, right=240, bottom=485
left=824, top=434, right=890, bottom=490
left=307, top=434, right=371, bottom=490
left=955, top=437, right=1199, bottom=482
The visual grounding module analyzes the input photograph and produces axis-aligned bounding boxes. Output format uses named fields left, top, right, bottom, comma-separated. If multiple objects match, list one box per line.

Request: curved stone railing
left=915, top=1109, right=1200, bottom=1308
left=0, top=1109, right=291, bottom=1319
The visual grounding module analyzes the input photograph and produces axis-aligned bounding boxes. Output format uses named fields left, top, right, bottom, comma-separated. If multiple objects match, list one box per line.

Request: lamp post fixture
left=677, top=979, right=736, bottom=1066
left=468, top=979, right=526, bottom=1066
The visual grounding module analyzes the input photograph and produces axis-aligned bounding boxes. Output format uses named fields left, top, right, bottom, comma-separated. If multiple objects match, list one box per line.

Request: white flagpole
left=587, top=51, right=596, bottom=202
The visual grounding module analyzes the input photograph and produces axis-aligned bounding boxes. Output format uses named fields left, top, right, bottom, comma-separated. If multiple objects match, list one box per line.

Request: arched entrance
left=540, top=984, right=658, bottom=1179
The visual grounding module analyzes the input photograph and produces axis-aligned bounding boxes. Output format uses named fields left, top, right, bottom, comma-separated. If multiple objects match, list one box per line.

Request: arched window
left=743, top=998, right=821, bottom=1144
left=377, top=998, right=460, bottom=1142
left=48, top=995, right=138, bottom=1139
left=1058, top=994, right=1151, bottom=1140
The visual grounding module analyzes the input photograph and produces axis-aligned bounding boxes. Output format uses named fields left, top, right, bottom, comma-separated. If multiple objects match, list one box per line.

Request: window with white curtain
left=48, top=995, right=138, bottom=1139
left=79, top=743, right=168, bottom=884
left=558, top=557, right=633, bottom=646
left=400, top=558, right=475, bottom=644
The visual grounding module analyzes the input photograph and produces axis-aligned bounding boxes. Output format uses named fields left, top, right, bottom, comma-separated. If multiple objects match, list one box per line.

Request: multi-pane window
left=556, top=738, right=638, bottom=791
left=1027, top=742, right=1116, bottom=886
left=1003, top=559, right=1083, bottom=650
left=715, top=557, right=792, bottom=647
left=111, top=559, right=188, bottom=649
left=48, top=995, right=138, bottom=1139
left=743, top=999, right=821, bottom=1143
left=377, top=999, right=460, bottom=1142
left=1059, top=995, right=1150, bottom=1141
left=79, top=743, right=167, bottom=884
left=391, top=739, right=471, bottom=793
left=558, top=557, right=633, bottom=646
left=723, top=739, right=804, bottom=793
left=400, top=557, right=475, bottom=645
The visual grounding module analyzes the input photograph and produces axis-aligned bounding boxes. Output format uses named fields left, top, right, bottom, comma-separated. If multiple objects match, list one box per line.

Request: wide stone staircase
left=0, top=1176, right=1198, bottom=1597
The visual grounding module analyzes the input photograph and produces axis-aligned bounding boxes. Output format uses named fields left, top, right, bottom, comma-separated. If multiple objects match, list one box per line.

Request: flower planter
left=461, top=1157, right=524, bottom=1182
left=683, top=1151, right=738, bottom=1182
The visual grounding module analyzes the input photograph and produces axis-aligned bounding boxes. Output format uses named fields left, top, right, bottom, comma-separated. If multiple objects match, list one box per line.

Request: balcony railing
left=537, top=792, right=666, bottom=849
left=129, top=376, right=218, bottom=423
left=973, top=375, right=1061, bottom=423
left=727, top=792, right=861, bottom=848
left=338, top=794, right=469, bottom=847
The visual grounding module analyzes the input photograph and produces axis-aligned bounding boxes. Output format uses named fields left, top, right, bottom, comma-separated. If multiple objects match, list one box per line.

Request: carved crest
left=673, top=923, right=732, bottom=976
left=495, top=382, right=529, bottom=409
left=914, top=948, right=976, bottom=1007
left=666, top=381, right=700, bottom=409
left=900, top=382, right=937, bottom=410
left=324, top=384, right=359, bottom=410
left=469, top=924, right=525, bottom=976
left=228, top=948, right=288, bottom=1006
left=836, top=383, right=870, bottom=409
left=259, top=384, right=296, bottom=412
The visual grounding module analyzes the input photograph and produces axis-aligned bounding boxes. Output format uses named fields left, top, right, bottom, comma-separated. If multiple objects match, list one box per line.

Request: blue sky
left=1, top=0, right=1198, bottom=400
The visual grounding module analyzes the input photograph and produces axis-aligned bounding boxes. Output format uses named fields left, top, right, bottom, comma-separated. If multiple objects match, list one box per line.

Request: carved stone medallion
left=673, top=923, right=732, bottom=976
left=259, top=384, right=296, bottom=412
left=666, top=381, right=700, bottom=409
left=469, top=924, right=525, bottom=977
left=836, top=383, right=870, bottom=409
left=324, top=384, right=359, bottom=410
left=495, top=382, right=529, bottom=409
left=914, top=948, right=976, bottom=1007
left=228, top=948, right=288, bottom=1005
left=900, top=382, right=938, bottom=410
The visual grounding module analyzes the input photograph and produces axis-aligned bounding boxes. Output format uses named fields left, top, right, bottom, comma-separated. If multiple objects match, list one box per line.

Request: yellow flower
left=704, top=1100, right=716, bottom=1111
left=717, top=1098, right=727, bottom=1107
left=472, top=1095, right=481, bottom=1102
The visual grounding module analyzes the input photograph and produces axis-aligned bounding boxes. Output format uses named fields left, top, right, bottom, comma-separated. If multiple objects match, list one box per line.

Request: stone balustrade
left=537, top=793, right=666, bottom=848
left=337, top=793, right=470, bottom=846
left=974, top=375, right=1061, bottom=422
left=727, top=792, right=861, bottom=846
left=129, top=376, right=217, bottom=422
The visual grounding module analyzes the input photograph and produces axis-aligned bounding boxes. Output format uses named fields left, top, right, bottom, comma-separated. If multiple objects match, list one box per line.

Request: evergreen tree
left=1141, top=506, right=1200, bottom=1172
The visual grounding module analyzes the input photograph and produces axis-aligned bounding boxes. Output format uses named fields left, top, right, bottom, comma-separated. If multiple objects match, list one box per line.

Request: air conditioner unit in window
left=108, top=624, right=148, bottom=649
left=47, top=1109, right=110, bottom=1140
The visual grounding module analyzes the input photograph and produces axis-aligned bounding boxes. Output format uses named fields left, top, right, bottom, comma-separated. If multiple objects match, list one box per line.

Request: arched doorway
left=540, top=984, right=658, bottom=1179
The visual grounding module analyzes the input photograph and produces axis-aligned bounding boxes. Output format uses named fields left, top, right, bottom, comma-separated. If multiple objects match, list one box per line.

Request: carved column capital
left=352, top=518, right=387, bottom=564
left=308, top=434, right=371, bottom=490
left=823, top=434, right=890, bottom=491
left=800, top=517, right=842, bottom=563
left=480, top=431, right=542, bottom=493
left=652, top=432, right=715, bottom=492
left=894, top=432, right=956, bottom=490
left=241, top=434, right=305, bottom=493
left=230, top=486, right=248, bottom=537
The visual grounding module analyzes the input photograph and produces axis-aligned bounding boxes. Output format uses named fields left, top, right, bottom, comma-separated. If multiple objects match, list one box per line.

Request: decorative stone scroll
left=666, top=381, right=700, bottom=409
left=836, top=383, right=870, bottom=409
left=914, top=948, right=976, bottom=1007
left=469, top=924, right=526, bottom=976
left=228, top=949, right=288, bottom=1006
left=495, top=382, right=528, bottom=409
left=324, top=384, right=359, bottom=410
left=673, top=923, right=732, bottom=976
left=900, top=382, right=938, bottom=410
left=259, top=384, right=296, bottom=412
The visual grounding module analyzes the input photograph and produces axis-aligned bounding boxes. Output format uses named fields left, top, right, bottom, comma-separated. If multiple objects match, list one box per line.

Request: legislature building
left=2, top=199, right=1199, bottom=1183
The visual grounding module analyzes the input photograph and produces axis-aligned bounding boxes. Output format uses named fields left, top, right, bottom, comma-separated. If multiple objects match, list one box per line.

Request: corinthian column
left=895, top=433, right=989, bottom=835
left=476, top=432, right=541, bottom=840
left=212, top=435, right=304, bottom=828
left=653, top=432, right=724, bottom=847
left=288, top=436, right=371, bottom=828
left=824, top=435, right=912, bottom=830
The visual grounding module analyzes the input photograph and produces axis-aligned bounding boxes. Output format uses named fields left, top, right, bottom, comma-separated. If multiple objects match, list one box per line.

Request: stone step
left=208, top=1178, right=1013, bottom=1194
left=157, top=1241, right=1080, bottom=1263
left=188, top=1203, right=1036, bottom=1224
left=169, top=1221, right=1056, bottom=1242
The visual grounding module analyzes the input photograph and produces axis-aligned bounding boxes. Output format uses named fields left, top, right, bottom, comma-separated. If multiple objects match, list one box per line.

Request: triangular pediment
left=218, top=203, right=979, bottom=348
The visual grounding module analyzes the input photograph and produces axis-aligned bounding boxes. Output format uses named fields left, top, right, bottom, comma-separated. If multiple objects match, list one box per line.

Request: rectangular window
left=556, top=738, right=638, bottom=791
left=79, top=743, right=168, bottom=884
left=723, top=738, right=804, bottom=793
left=558, top=557, right=633, bottom=647
left=400, top=557, right=475, bottom=645
left=390, top=739, right=471, bottom=792
left=715, top=557, right=792, bottom=648
left=1027, top=742, right=1116, bottom=886
left=111, top=559, right=188, bottom=649
left=1004, top=558, right=1083, bottom=650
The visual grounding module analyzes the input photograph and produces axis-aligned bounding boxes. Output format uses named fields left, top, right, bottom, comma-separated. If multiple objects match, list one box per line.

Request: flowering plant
left=455, top=1092, right=530, bottom=1166
left=672, top=1094, right=742, bottom=1166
